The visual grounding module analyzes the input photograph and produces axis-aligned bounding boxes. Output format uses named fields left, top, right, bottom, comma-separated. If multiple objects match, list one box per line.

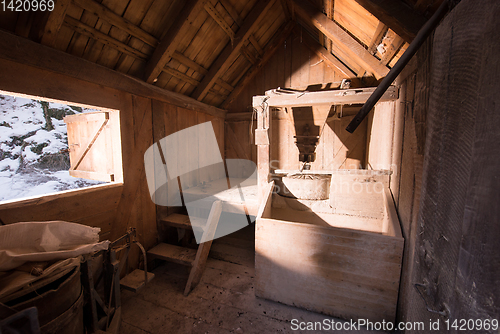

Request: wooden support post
left=253, top=95, right=271, bottom=202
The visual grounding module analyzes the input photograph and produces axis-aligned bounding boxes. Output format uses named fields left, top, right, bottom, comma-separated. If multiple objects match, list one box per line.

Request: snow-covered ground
left=0, top=93, right=105, bottom=202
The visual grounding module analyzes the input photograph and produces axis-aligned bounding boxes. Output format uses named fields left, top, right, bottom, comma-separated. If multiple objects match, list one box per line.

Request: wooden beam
left=368, top=21, right=388, bottom=54
left=279, top=0, right=291, bottom=20
left=219, top=0, right=243, bottom=26
left=380, top=36, right=404, bottom=66
left=0, top=30, right=226, bottom=118
left=72, top=0, right=158, bottom=47
left=264, top=86, right=399, bottom=107
left=323, top=0, right=334, bottom=52
left=163, top=67, right=200, bottom=87
left=144, top=0, right=207, bottom=83
left=216, top=78, right=234, bottom=92
left=353, top=0, right=427, bottom=44
left=249, top=34, right=264, bottom=55
left=171, top=51, right=208, bottom=75
left=40, top=0, right=71, bottom=47
left=63, top=16, right=149, bottom=60
left=222, top=22, right=294, bottom=109
left=292, top=0, right=389, bottom=79
left=191, top=0, right=276, bottom=101
left=381, top=37, right=404, bottom=66
left=240, top=44, right=258, bottom=65
left=297, top=27, right=356, bottom=78
left=204, top=1, right=235, bottom=40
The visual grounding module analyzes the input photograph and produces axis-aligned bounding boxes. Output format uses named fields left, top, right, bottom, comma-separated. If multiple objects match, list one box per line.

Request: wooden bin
left=255, top=172, right=404, bottom=323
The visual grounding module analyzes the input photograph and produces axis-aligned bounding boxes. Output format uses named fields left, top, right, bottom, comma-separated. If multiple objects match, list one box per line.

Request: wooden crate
left=255, top=173, right=404, bottom=323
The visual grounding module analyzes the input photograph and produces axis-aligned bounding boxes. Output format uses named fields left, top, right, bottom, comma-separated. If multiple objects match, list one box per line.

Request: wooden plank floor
left=120, top=225, right=380, bottom=333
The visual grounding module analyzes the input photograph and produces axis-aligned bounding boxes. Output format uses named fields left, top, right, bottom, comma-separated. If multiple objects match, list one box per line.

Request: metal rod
left=345, top=0, right=451, bottom=133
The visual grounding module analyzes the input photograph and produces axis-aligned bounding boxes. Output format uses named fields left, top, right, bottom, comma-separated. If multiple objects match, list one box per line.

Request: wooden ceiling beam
left=191, top=0, right=276, bottom=102
left=171, top=51, right=208, bottom=75
left=63, top=16, right=149, bottom=60
left=353, top=0, right=427, bottom=44
left=240, top=44, right=258, bottom=65
left=221, top=21, right=294, bottom=109
left=163, top=66, right=200, bottom=87
left=72, top=0, right=158, bottom=48
left=367, top=21, right=388, bottom=54
left=380, top=36, right=404, bottom=66
left=298, top=28, right=356, bottom=78
left=204, top=1, right=235, bottom=40
left=39, top=0, right=71, bottom=47
left=219, top=0, right=243, bottom=26
left=249, top=34, right=264, bottom=56
left=291, top=0, right=388, bottom=79
left=144, top=0, right=208, bottom=84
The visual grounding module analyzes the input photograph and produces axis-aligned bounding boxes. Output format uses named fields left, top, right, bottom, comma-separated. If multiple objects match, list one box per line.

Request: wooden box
left=255, top=172, right=404, bottom=323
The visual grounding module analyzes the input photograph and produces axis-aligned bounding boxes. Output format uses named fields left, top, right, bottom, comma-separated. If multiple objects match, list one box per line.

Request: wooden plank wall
left=0, top=36, right=223, bottom=272
left=225, top=30, right=368, bottom=170
left=397, top=0, right=500, bottom=325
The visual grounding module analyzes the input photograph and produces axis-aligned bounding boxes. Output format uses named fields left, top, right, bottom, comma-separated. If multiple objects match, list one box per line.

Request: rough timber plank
left=265, top=86, right=398, bottom=107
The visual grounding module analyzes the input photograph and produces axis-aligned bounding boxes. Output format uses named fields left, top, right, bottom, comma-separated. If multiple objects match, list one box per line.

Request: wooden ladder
left=147, top=200, right=222, bottom=296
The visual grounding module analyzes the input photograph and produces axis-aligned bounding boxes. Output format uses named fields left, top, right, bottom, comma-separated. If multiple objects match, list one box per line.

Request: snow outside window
left=0, top=91, right=122, bottom=203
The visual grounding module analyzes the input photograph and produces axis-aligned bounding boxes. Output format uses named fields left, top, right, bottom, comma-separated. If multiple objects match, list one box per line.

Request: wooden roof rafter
left=353, top=0, right=427, bottom=44
left=222, top=21, right=295, bottom=109
left=143, top=0, right=208, bottom=84
left=204, top=1, right=236, bottom=40
left=71, top=0, right=159, bottom=48
left=39, top=0, right=71, bottom=47
left=291, top=0, right=389, bottom=79
left=367, top=21, right=388, bottom=54
left=191, top=0, right=276, bottom=102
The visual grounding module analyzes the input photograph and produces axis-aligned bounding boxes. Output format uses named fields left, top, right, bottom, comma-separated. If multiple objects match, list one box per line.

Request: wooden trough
left=255, top=170, right=404, bottom=323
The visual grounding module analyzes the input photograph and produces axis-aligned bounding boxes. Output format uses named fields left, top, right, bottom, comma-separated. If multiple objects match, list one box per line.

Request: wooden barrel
left=7, top=264, right=83, bottom=334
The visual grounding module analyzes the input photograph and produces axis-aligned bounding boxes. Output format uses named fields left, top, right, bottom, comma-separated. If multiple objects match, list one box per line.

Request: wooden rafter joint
left=143, top=0, right=209, bottom=84
left=63, top=16, right=149, bottom=60
left=291, top=0, right=389, bottom=79
left=191, top=0, right=275, bottom=102
left=204, top=1, right=235, bottom=40
left=71, top=0, right=158, bottom=47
